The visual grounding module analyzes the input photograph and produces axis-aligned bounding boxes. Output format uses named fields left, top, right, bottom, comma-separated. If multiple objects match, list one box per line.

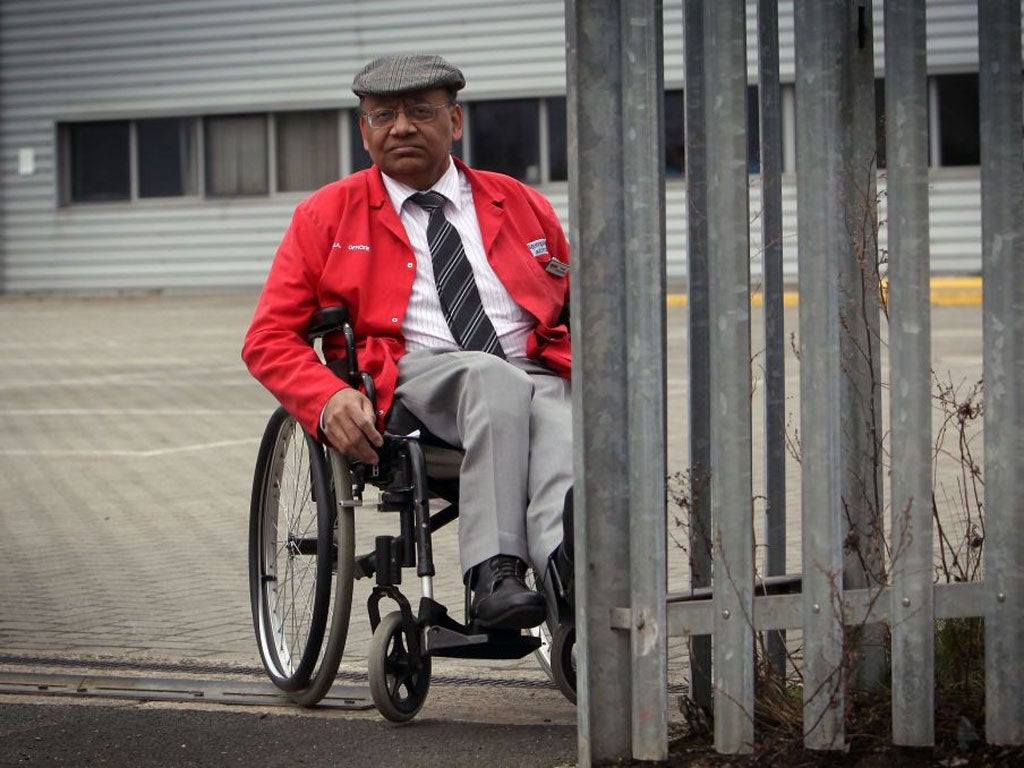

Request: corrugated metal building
left=0, top=0, right=1015, bottom=292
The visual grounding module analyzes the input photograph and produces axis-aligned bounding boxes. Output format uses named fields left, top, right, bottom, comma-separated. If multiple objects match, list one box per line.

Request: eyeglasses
left=362, top=102, right=453, bottom=129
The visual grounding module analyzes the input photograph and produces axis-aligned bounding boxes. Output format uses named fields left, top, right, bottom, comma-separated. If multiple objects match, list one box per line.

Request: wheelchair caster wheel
left=551, top=623, right=577, bottom=704
left=368, top=611, right=432, bottom=722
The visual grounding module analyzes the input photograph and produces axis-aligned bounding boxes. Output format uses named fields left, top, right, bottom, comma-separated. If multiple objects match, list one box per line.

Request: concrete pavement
left=0, top=291, right=582, bottom=767
left=0, top=290, right=983, bottom=765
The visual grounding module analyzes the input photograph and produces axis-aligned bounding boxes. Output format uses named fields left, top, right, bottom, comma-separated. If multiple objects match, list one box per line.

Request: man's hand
left=322, top=388, right=383, bottom=464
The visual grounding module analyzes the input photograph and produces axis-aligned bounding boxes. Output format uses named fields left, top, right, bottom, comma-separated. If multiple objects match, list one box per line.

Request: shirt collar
left=381, top=159, right=464, bottom=214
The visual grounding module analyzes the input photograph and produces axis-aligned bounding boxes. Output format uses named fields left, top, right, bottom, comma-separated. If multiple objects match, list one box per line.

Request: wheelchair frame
left=248, top=306, right=575, bottom=721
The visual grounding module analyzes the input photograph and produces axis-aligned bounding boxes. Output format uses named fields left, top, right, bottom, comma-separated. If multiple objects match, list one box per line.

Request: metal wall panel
left=0, top=0, right=1004, bottom=291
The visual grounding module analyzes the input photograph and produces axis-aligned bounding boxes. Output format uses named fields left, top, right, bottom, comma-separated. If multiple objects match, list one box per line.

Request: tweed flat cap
left=352, top=54, right=466, bottom=97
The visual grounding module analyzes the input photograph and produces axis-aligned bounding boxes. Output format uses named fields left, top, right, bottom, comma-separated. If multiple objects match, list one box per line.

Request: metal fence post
left=978, top=0, right=1024, bottom=745
left=884, top=0, right=935, bottom=747
left=836, top=0, right=886, bottom=693
left=704, top=0, right=755, bottom=754
left=683, top=0, right=713, bottom=714
left=566, top=0, right=667, bottom=762
left=756, top=0, right=788, bottom=679
left=622, top=1, right=668, bottom=761
left=794, top=0, right=846, bottom=749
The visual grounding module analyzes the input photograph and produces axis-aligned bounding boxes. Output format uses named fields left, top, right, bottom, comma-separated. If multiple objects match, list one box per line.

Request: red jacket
left=242, top=159, right=571, bottom=438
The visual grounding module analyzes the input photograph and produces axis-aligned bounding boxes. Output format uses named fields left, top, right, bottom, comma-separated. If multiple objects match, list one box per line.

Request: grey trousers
left=394, top=349, right=573, bottom=577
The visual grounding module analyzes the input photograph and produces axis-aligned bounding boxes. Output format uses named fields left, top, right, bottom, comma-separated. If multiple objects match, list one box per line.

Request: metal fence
left=567, top=0, right=1023, bottom=761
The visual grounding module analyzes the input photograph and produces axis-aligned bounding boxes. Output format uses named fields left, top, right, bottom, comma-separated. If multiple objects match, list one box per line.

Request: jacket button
left=391, top=317, right=398, bottom=323
left=407, top=262, right=414, bottom=269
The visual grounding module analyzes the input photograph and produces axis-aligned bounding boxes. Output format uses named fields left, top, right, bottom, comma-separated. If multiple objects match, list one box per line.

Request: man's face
left=359, top=88, right=463, bottom=190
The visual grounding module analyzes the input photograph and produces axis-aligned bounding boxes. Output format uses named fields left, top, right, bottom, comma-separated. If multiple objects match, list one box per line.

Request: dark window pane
left=547, top=97, right=567, bottom=181
left=937, top=73, right=980, bottom=166
left=205, top=114, right=268, bottom=196
left=350, top=110, right=373, bottom=172
left=277, top=111, right=339, bottom=192
left=664, top=90, right=685, bottom=175
left=138, top=117, right=195, bottom=198
left=469, top=99, right=540, bottom=183
left=68, top=121, right=130, bottom=202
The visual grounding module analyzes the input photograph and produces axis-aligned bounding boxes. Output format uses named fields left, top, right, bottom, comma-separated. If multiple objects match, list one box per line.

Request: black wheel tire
left=524, top=567, right=554, bottom=681
left=368, top=611, right=432, bottom=722
left=290, top=451, right=356, bottom=706
left=551, top=623, right=577, bottom=705
left=249, top=406, right=335, bottom=693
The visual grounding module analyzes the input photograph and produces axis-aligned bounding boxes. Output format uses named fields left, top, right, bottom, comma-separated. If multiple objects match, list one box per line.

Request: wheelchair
left=247, top=306, right=577, bottom=721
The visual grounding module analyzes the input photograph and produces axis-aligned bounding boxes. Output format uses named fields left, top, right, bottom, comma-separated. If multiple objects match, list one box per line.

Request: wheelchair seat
left=384, top=400, right=463, bottom=481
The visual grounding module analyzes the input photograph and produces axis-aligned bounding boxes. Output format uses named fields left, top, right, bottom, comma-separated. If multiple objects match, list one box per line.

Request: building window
left=349, top=111, right=373, bottom=172
left=546, top=97, right=568, bottom=182
left=65, top=121, right=130, bottom=203
left=276, top=111, right=339, bottom=192
left=936, top=73, right=980, bottom=167
left=137, top=117, right=197, bottom=198
left=61, top=118, right=200, bottom=204
left=664, top=90, right=685, bottom=175
left=468, top=99, right=541, bottom=183
left=661, top=88, right=759, bottom=175
left=205, top=114, right=268, bottom=196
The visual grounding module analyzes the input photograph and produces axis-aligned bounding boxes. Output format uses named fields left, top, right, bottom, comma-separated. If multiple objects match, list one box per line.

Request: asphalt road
left=1, top=691, right=577, bottom=768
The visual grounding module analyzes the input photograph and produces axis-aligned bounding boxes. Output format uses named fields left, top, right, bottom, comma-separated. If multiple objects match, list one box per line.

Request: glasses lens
left=367, top=109, right=396, bottom=128
left=406, top=104, right=440, bottom=122
left=364, top=103, right=450, bottom=128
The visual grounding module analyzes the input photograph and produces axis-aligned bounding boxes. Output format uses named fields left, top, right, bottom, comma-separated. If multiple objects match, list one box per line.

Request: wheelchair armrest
left=308, top=305, right=362, bottom=390
left=306, top=305, right=350, bottom=342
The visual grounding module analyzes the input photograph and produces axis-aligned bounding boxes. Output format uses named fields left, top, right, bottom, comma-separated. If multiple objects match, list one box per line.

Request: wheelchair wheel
left=368, top=611, right=432, bottom=722
left=291, top=451, right=356, bottom=706
left=249, top=406, right=354, bottom=702
left=524, top=568, right=553, bottom=680
left=550, top=623, right=577, bottom=704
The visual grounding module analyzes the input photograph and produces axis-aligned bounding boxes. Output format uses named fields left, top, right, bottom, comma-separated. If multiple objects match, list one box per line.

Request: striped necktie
left=410, top=191, right=505, bottom=357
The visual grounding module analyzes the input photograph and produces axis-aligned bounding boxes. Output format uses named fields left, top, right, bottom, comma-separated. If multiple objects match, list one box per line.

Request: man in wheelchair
left=242, top=54, right=574, bottom=636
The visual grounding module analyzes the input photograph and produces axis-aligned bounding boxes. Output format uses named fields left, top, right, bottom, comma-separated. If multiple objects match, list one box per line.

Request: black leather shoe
left=468, top=555, right=546, bottom=630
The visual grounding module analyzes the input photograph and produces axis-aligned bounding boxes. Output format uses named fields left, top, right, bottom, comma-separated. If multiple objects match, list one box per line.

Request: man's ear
left=450, top=103, right=464, bottom=141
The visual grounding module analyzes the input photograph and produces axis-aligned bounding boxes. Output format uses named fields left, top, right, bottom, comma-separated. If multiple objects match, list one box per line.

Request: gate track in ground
left=0, top=653, right=689, bottom=693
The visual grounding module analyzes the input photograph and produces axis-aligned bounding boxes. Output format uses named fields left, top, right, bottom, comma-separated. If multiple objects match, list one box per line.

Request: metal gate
left=567, top=0, right=1023, bottom=761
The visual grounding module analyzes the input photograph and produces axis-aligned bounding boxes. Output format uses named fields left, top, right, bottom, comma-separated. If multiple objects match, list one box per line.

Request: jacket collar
left=364, top=158, right=508, bottom=254
left=453, top=157, right=506, bottom=254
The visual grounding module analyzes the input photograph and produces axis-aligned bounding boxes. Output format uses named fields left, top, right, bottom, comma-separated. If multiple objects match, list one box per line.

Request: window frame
left=58, top=117, right=202, bottom=207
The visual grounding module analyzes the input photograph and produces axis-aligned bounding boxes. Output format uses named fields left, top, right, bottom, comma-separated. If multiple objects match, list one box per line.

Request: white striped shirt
left=381, top=161, right=534, bottom=357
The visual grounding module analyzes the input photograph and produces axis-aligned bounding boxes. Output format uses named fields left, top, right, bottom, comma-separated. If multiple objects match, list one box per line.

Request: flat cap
left=352, top=54, right=466, bottom=97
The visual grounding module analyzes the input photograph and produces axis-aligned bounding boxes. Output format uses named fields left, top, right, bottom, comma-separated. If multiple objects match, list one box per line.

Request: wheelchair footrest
left=416, top=595, right=541, bottom=660
left=424, top=625, right=541, bottom=660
